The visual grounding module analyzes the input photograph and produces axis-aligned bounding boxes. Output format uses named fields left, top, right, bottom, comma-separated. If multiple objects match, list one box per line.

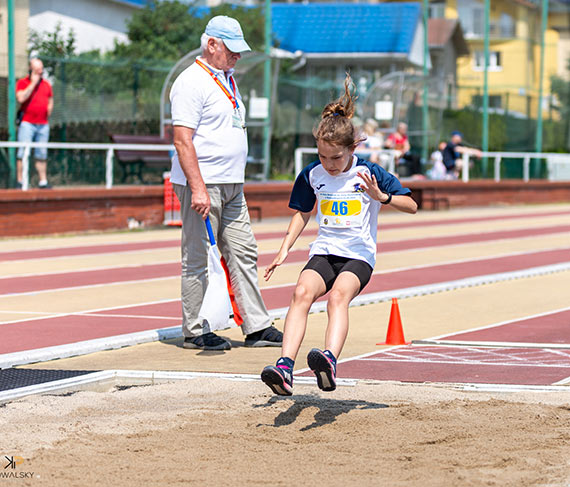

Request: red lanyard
left=196, top=58, right=238, bottom=109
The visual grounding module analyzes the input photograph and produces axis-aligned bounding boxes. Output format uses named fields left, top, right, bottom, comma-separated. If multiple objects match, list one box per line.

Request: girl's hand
left=264, top=250, right=288, bottom=281
left=357, top=172, right=389, bottom=203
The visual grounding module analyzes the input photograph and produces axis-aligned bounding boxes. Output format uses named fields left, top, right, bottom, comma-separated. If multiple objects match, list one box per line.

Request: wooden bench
left=109, top=134, right=172, bottom=183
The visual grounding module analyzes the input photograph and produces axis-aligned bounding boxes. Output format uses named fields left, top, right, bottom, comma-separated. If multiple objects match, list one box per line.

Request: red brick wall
left=0, top=186, right=164, bottom=237
left=1, top=180, right=569, bottom=237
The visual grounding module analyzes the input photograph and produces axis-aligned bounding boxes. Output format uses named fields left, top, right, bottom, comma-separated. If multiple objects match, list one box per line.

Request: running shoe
left=307, top=348, right=337, bottom=392
left=245, top=325, right=283, bottom=347
left=183, top=332, right=231, bottom=350
left=261, top=365, right=293, bottom=396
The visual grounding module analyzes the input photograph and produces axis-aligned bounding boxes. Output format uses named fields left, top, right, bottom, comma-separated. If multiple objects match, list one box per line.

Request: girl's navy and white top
left=289, top=156, right=412, bottom=268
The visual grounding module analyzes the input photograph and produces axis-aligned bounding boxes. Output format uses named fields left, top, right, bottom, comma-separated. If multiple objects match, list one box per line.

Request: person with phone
left=15, top=58, right=53, bottom=189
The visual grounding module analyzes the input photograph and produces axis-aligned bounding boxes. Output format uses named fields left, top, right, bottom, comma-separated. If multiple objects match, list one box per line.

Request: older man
left=169, top=16, right=282, bottom=350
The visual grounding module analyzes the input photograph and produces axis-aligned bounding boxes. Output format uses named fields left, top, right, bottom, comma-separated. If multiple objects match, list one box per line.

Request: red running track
left=2, top=224, right=570, bottom=296
left=2, top=208, right=569, bottom=262
left=331, top=309, right=570, bottom=386
left=1, top=247, right=569, bottom=355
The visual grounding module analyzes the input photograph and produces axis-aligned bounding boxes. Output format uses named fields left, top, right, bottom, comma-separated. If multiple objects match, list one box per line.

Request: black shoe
left=307, top=348, right=337, bottom=392
left=183, top=332, right=231, bottom=350
left=15, top=182, right=23, bottom=190
left=38, top=182, right=52, bottom=189
left=261, top=365, right=293, bottom=396
left=244, top=325, right=283, bottom=348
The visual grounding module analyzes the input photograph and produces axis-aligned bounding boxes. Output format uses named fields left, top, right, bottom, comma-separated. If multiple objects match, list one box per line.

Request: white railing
left=0, top=141, right=174, bottom=191
left=481, top=152, right=570, bottom=183
left=295, top=146, right=570, bottom=183
left=3, top=142, right=570, bottom=190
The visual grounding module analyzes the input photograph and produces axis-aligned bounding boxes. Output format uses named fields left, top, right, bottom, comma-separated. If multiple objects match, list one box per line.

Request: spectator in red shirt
left=384, top=122, right=422, bottom=177
left=16, top=58, right=54, bottom=189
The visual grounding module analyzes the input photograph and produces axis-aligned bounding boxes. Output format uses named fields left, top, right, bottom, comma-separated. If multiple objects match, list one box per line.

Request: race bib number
left=318, top=192, right=363, bottom=228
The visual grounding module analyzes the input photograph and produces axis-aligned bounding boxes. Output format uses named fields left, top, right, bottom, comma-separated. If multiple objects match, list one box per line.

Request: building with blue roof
left=269, top=2, right=432, bottom=126
left=272, top=2, right=425, bottom=65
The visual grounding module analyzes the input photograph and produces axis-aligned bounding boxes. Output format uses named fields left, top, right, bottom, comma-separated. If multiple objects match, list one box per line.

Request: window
left=473, top=51, right=502, bottom=71
left=499, top=13, right=515, bottom=38
left=457, top=0, right=484, bottom=38
left=428, top=2, right=445, bottom=19
left=471, top=94, right=503, bottom=109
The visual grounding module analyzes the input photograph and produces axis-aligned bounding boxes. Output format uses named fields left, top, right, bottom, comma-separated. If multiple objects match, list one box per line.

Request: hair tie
left=333, top=113, right=340, bottom=117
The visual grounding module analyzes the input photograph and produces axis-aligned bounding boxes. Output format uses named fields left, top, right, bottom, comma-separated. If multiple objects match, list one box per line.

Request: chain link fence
left=2, top=53, right=569, bottom=187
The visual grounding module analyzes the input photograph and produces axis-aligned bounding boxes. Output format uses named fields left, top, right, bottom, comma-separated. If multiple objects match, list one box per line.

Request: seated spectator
left=384, top=122, right=422, bottom=177
left=428, top=141, right=449, bottom=180
left=359, top=118, right=385, bottom=166
left=442, top=131, right=483, bottom=179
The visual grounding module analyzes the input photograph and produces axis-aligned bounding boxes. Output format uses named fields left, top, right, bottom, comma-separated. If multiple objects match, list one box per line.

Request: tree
left=550, top=66, right=570, bottom=150
left=114, top=1, right=265, bottom=62
left=29, top=22, right=77, bottom=75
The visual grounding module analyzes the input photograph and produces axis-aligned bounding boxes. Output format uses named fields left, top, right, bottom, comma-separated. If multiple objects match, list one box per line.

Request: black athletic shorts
left=302, top=254, right=373, bottom=294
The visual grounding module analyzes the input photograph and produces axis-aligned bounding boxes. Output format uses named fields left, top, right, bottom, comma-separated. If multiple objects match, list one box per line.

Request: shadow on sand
left=254, top=394, right=389, bottom=431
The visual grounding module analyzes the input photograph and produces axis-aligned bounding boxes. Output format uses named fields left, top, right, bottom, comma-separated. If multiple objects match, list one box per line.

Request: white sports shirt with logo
left=289, top=156, right=412, bottom=268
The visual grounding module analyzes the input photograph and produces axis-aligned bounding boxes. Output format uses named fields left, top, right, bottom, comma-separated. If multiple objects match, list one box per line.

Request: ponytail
left=313, top=74, right=365, bottom=148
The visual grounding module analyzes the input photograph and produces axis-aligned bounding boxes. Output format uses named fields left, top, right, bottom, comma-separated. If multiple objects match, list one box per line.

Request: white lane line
left=0, top=298, right=180, bottom=326
left=451, top=383, right=570, bottom=392
left=0, top=258, right=179, bottom=280
left=0, top=369, right=358, bottom=404
left=0, top=275, right=178, bottom=298
left=553, top=376, right=570, bottom=385
left=412, top=340, right=570, bottom=349
left=2, top=368, right=567, bottom=405
left=358, top=357, right=570, bottom=368
left=0, top=326, right=182, bottom=369
left=76, top=313, right=180, bottom=320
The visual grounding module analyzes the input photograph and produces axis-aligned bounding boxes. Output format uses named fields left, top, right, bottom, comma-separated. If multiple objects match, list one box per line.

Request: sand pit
left=1, top=378, right=569, bottom=486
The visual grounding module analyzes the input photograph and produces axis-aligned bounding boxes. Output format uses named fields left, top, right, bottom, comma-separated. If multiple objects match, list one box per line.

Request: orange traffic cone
left=377, top=298, right=410, bottom=345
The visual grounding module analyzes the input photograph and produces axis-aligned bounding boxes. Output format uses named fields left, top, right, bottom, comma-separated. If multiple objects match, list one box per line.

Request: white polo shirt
left=169, top=57, right=248, bottom=185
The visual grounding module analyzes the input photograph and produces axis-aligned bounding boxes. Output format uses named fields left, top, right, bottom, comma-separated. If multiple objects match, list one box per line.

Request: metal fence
left=294, top=146, right=570, bottom=183
left=0, top=141, right=173, bottom=190
left=2, top=140, right=570, bottom=190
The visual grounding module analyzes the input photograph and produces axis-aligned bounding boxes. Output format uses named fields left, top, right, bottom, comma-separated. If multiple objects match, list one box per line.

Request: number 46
left=331, top=201, right=348, bottom=215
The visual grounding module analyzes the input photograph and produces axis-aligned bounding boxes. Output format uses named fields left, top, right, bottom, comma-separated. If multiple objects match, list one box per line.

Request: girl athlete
left=261, top=75, right=417, bottom=395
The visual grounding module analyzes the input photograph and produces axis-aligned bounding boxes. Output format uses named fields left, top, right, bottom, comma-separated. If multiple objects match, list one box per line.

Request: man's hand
left=191, top=186, right=211, bottom=220
left=30, top=71, right=42, bottom=86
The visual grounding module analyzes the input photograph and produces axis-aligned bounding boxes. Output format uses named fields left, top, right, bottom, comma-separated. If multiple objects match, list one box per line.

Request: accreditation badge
left=318, top=192, right=363, bottom=228
left=232, top=107, right=246, bottom=130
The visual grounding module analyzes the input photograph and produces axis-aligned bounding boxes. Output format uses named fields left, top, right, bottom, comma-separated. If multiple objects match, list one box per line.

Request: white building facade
left=29, top=0, right=143, bottom=52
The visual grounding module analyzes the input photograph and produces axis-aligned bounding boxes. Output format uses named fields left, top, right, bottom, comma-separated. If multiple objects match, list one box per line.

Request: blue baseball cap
left=451, top=130, right=463, bottom=137
left=205, top=16, right=251, bottom=53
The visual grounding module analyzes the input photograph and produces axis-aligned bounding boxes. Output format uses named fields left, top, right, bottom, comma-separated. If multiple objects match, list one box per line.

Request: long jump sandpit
left=1, top=375, right=569, bottom=486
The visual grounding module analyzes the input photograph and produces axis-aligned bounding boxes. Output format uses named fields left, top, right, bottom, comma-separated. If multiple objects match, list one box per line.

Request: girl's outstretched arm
left=389, top=194, right=418, bottom=214
left=357, top=172, right=417, bottom=214
left=264, top=210, right=311, bottom=281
